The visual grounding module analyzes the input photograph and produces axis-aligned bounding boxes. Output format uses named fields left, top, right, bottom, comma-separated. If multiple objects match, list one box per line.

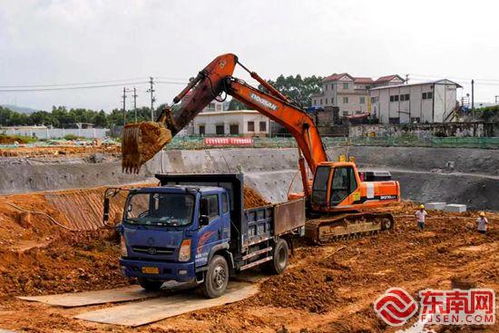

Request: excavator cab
left=310, top=162, right=400, bottom=213
left=311, top=163, right=359, bottom=210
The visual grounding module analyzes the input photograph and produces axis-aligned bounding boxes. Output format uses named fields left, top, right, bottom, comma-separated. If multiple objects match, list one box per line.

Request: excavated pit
left=0, top=145, right=497, bottom=332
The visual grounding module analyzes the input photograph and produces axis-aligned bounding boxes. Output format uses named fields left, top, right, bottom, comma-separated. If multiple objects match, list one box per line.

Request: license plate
left=141, top=266, right=159, bottom=274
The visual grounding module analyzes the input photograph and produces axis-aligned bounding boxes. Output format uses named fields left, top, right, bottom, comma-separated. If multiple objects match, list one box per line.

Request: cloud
left=0, top=0, right=498, bottom=111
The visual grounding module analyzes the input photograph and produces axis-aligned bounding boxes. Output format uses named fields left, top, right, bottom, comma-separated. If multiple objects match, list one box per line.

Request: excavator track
left=305, top=212, right=394, bottom=244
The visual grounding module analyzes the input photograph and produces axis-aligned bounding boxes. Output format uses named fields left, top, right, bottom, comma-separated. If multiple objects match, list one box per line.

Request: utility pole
left=132, top=87, right=138, bottom=122
left=122, top=87, right=127, bottom=125
left=471, top=79, right=475, bottom=111
left=495, top=95, right=499, bottom=105
left=147, top=77, right=156, bottom=121
left=405, top=74, right=409, bottom=84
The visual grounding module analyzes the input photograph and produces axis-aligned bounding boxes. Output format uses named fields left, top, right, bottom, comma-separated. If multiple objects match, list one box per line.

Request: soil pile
left=0, top=135, right=31, bottom=144
left=0, top=187, right=133, bottom=296
left=0, top=229, right=128, bottom=296
left=0, top=144, right=120, bottom=158
left=243, top=186, right=270, bottom=209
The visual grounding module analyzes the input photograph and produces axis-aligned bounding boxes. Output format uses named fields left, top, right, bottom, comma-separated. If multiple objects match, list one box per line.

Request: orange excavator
left=122, top=54, right=400, bottom=243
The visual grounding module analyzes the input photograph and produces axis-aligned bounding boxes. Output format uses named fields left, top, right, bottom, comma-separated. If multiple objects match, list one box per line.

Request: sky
left=1, top=0, right=499, bottom=112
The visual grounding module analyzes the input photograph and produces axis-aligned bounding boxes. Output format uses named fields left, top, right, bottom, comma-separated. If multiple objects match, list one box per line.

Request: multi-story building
left=369, top=79, right=462, bottom=124
left=311, top=73, right=404, bottom=117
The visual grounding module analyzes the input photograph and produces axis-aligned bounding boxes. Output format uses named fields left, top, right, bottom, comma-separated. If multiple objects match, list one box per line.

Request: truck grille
left=132, top=246, right=175, bottom=256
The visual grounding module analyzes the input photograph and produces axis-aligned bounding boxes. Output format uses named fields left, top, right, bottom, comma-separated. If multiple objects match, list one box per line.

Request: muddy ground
left=0, top=187, right=497, bottom=332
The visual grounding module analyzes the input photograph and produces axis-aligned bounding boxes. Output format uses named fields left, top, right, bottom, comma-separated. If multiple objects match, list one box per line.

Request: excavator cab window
left=311, top=166, right=331, bottom=206
left=330, top=166, right=357, bottom=206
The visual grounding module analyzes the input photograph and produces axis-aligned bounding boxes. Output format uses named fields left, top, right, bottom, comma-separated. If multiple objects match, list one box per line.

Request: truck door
left=330, top=166, right=358, bottom=206
left=195, top=193, right=228, bottom=267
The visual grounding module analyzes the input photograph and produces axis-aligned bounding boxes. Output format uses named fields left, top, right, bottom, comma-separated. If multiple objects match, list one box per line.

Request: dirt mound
left=256, top=266, right=343, bottom=313
left=243, top=186, right=270, bottom=209
left=0, top=186, right=134, bottom=297
left=0, top=144, right=120, bottom=158
left=0, top=229, right=129, bottom=296
left=0, top=134, right=31, bottom=144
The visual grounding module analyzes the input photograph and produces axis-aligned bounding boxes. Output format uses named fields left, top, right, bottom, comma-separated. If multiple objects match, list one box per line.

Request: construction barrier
left=203, top=137, right=253, bottom=146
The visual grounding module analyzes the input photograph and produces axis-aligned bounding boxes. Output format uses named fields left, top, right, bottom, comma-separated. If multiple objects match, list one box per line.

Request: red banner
left=203, top=137, right=253, bottom=146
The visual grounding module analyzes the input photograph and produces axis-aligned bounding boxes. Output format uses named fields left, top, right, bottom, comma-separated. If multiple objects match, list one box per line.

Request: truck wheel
left=265, top=239, right=289, bottom=275
left=138, top=278, right=163, bottom=291
left=202, top=255, right=229, bottom=298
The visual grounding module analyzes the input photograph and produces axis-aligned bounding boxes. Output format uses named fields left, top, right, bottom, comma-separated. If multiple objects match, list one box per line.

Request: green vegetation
left=476, top=105, right=499, bottom=122
left=228, top=74, right=323, bottom=110
left=62, top=134, right=84, bottom=141
left=0, top=105, right=159, bottom=128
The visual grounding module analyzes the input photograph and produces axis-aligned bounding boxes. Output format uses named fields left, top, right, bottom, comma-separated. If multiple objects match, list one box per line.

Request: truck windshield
left=125, top=192, right=194, bottom=227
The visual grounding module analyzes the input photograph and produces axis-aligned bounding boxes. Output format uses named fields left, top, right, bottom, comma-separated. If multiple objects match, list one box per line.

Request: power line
left=0, top=81, right=149, bottom=92
left=156, top=81, right=189, bottom=85
left=155, top=76, right=189, bottom=81
left=410, top=73, right=499, bottom=83
left=0, top=77, right=148, bottom=88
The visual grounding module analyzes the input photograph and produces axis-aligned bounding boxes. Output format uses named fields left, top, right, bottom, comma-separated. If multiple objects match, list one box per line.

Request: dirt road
left=0, top=196, right=497, bottom=332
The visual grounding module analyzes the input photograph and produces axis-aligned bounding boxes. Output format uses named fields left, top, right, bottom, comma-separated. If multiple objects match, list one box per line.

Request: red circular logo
left=374, top=288, right=418, bottom=326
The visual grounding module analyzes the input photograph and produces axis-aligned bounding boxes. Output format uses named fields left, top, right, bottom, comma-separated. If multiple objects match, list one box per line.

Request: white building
left=369, top=80, right=462, bottom=124
left=192, top=110, right=270, bottom=136
left=311, top=73, right=404, bottom=117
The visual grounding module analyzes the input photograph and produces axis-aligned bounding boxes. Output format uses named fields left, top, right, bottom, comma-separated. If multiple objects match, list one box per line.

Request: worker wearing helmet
left=415, top=204, right=427, bottom=230
left=476, top=212, right=489, bottom=234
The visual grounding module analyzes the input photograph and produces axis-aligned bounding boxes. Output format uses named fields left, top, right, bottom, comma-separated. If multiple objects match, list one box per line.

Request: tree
left=261, top=74, right=323, bottom=108
left=94, top=110, right=107, bottom=128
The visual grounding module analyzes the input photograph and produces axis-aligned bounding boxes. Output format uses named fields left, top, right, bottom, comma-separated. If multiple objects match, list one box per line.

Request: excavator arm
left=122, top=53, right=328, bottom=190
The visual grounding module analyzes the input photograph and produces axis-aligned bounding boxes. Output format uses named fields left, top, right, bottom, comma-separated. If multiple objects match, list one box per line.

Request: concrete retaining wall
left=0, top=161, right=147, bottom=195
left=1, top=146, right=497, bottom=210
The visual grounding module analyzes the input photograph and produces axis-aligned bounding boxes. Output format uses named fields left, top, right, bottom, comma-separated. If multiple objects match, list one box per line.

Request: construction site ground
left=0, top=186, right=497, bottom=332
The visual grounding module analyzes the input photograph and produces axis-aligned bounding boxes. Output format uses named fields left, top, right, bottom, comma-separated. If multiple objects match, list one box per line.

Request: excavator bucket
left=121, top=121, right=172, bottom=173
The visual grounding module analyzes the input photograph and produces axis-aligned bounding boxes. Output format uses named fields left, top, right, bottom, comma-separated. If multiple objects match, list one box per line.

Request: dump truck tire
left=202, top=255, right=229, bottom=298
left=265, top=238, right=289, bottom=275
left=138, top=278, right=163, bottom=291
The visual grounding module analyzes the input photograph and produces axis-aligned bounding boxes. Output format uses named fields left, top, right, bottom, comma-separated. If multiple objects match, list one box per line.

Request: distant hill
left=0, top=104, right=39, bottom=114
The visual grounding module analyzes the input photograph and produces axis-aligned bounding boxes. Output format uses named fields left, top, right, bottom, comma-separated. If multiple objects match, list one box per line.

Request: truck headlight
left=178, top=239, right=192, bottom=262
left=120, top=234, right=128, bottom=257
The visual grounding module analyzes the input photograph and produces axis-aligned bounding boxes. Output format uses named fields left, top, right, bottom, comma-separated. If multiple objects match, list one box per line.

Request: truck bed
left=243, top=198, right=305, bottom=249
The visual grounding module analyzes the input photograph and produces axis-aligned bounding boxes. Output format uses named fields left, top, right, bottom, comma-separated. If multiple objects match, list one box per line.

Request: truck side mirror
left=199, top=215, right=210, bottom=226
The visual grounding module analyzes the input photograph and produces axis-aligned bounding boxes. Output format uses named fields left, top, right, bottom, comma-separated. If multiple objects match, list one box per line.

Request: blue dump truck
left=103, top=173, right=305, bottom=298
